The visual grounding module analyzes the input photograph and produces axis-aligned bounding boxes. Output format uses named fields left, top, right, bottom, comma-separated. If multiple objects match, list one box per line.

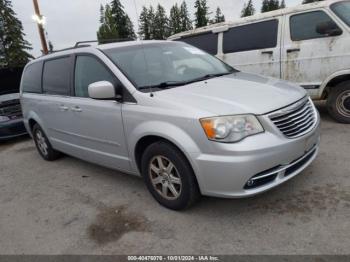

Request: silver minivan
left=20, top=41, right=320, bottom=210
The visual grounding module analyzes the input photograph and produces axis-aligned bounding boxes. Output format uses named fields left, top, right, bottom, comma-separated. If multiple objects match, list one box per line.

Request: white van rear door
left=219, top=18, right=282, bottom=79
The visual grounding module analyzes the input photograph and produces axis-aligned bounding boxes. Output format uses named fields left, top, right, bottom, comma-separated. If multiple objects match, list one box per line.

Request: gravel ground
left=0, top=102, right=349, bottom=255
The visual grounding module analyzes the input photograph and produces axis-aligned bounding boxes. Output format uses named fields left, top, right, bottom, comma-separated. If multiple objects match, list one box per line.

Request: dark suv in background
left=0, top=67, right=27, bottom=140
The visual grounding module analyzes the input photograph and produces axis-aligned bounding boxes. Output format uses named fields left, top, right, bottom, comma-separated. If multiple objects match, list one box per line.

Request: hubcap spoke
left=170, top=174, right=181, bottom=185
left=168, top=184, right=179, bottom=197
left=166, top=162, right=174, bottom=174
left=150, top=164, right=160, bottom=175
left=156, top=156, right=165, bottom=170
left=162, top=183, right=168, bottom=196
left=151, top=176, right=163, bottom=185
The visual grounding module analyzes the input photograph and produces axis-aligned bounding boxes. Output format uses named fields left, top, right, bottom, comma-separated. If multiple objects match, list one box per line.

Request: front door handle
left=59, top=105, right=69, bottom=111
left=287, top=48, right=301, bottom=53
left=71, top=106, right=82, bottom=112
left=261, top=50, right=273, bottom=55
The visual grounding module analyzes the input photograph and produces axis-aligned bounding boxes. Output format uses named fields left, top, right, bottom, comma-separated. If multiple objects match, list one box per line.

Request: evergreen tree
left=261, top=0, right=281, bottom=13
left=302, top=0, right=324, bottom=4
left=270, top=0, right=280, bottom=10
left=261, top=0, right=270, bottom=12
left=194, top=0, right=210, bottom=28
left=280, top=0, right=286, bottom=8
left=138, top=6, right=151, bottom=40
left=97, top=0, right=135, bottom=42
left=169, top=3, right=182, bottom=35
left=147, top=6, right=156, bottom=39
left=241, top=0, right=256, bottom=17
left=153, top=4, right=169, bottom=40
left=0, top=0, right=32, bottom=68
left=180, top=1, right=193, bottom=32
left=214, top=7, right=225, bottom=23
left=97, top=4, right=119, bottom=42
left=110, top=0, right=135, bottom=39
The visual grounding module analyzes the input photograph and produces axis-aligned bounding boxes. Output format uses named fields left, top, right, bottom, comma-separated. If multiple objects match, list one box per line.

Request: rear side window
left=290, top=11, right=341, bottom=41
left=22, top=62, right=42, bottom=93
left=74, top=56, right=116, bottom=98
left=178, top=32, right=218, bottom=55
left=43, top=57, right=71, bottom=95
left=223, top=20, right=278, bottom=53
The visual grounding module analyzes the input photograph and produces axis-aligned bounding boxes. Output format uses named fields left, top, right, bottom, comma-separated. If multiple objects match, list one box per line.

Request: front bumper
left=190, top=112, right=321, bottom=198
left=0, top=118, right=27, bottom=141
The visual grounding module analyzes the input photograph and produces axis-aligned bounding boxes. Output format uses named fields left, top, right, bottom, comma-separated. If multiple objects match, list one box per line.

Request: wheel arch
left=320, top=71, right=350, bottom=99
left=25, top=112, right=46, bottom=137
left=129, top=121, right=202, bottom=183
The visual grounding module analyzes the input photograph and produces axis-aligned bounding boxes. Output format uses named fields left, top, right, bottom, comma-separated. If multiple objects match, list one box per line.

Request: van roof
left=168, top=0, right=345, bottom=40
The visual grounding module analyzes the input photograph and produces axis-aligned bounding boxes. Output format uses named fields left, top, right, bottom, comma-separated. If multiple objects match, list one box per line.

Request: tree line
left=97, top=0, right=226, bottom=41
left=241, top=0, right=323, bottom=17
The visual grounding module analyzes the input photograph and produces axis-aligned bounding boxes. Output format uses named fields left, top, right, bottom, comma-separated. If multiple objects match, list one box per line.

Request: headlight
left=200, top=115, right=264, bottom=143
left=0, top=116, right=10, bottom=123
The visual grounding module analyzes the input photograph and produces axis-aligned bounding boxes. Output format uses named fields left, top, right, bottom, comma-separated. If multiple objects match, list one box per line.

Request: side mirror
left=88, top=81, right=122, bottom=101
left=316, top=21, right=342, bottom=37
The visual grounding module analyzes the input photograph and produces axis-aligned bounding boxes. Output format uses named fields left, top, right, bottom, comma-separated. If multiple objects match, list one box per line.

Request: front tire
left=141, top=141, right=200, bottom=210
left=33, top=124, right=62, bottom=161
left=327, top=81, right=350, bottom=124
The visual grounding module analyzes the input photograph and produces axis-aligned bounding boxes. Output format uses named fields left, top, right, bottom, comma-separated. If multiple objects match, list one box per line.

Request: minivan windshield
left=103, top=42, right=235, bottom=90
left=331, top=1, right=350, bottom=26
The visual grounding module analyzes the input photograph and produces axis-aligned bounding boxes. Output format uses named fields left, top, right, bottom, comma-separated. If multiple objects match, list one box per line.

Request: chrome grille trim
left=0, top=99, right=22, bottom=117
left=269, top=97, right=317, bottom=139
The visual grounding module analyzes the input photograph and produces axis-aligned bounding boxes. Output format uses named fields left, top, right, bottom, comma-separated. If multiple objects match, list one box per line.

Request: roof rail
left=74, top=38, right=134, bottom=47
left=44, top=38, right=136, bottom=56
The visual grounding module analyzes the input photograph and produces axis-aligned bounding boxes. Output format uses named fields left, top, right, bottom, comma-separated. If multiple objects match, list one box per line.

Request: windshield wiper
left=138, top=70, right=236, bottom=90
left=138, top=81, right=187, bottom=90
left=186, top=71, right=234, bottom=85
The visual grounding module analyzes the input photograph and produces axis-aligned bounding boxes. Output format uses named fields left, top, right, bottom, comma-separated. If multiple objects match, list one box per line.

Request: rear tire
left=33, top=124, right=62, bottom=161
left=327, top=81, right=350, bottom=124
left=141, top=141, right=200, bottom=210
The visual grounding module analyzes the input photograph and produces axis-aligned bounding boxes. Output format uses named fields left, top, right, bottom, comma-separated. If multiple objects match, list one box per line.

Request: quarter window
left=223, top=20, right=278, bottom=53
left=43, top=57, right=71, bottom=95
left=290, top=11, right=342, bottom=41
left=21, top=62, right=43, bottom=93
left=74, top=56, right=116, bottom=98
left=177, top=32, right=218, bottom=55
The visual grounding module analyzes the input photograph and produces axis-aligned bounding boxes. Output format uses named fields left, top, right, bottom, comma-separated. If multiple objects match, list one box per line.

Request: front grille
left=0, top=99, right=22, bottom=118
left=269, top=98, right=316, bottom=138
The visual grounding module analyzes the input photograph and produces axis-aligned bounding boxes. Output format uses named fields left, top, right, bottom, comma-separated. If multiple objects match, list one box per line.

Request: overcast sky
left=12, top=0, right=300, bottom=57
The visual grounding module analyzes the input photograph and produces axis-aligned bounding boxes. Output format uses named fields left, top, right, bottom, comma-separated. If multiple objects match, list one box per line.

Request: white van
left=169, top=0, right=350, bottom=123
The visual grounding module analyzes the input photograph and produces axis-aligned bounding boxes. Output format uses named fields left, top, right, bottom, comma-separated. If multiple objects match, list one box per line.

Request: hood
left=0, top=93, right=19, bottom=103
left=156, top=72, right=307, bottom=116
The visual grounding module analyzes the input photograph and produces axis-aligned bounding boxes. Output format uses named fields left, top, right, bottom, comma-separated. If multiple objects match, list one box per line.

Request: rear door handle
left=287, top=48, right=301, bottom=53
left=59, top=105, right=69, bottom=111
left=261, top=51, right=273, bottom=55
left=71, top=106, right=82, bottom=112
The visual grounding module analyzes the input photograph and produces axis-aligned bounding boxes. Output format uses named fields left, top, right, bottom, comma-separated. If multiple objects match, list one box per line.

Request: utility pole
left=32, top=0, right=48, bottom=55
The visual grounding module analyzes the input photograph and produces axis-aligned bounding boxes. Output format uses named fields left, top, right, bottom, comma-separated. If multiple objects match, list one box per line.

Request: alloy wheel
left=36, top=130, right=48, bottom=156
left=148, top=156, right=182, bottom=200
